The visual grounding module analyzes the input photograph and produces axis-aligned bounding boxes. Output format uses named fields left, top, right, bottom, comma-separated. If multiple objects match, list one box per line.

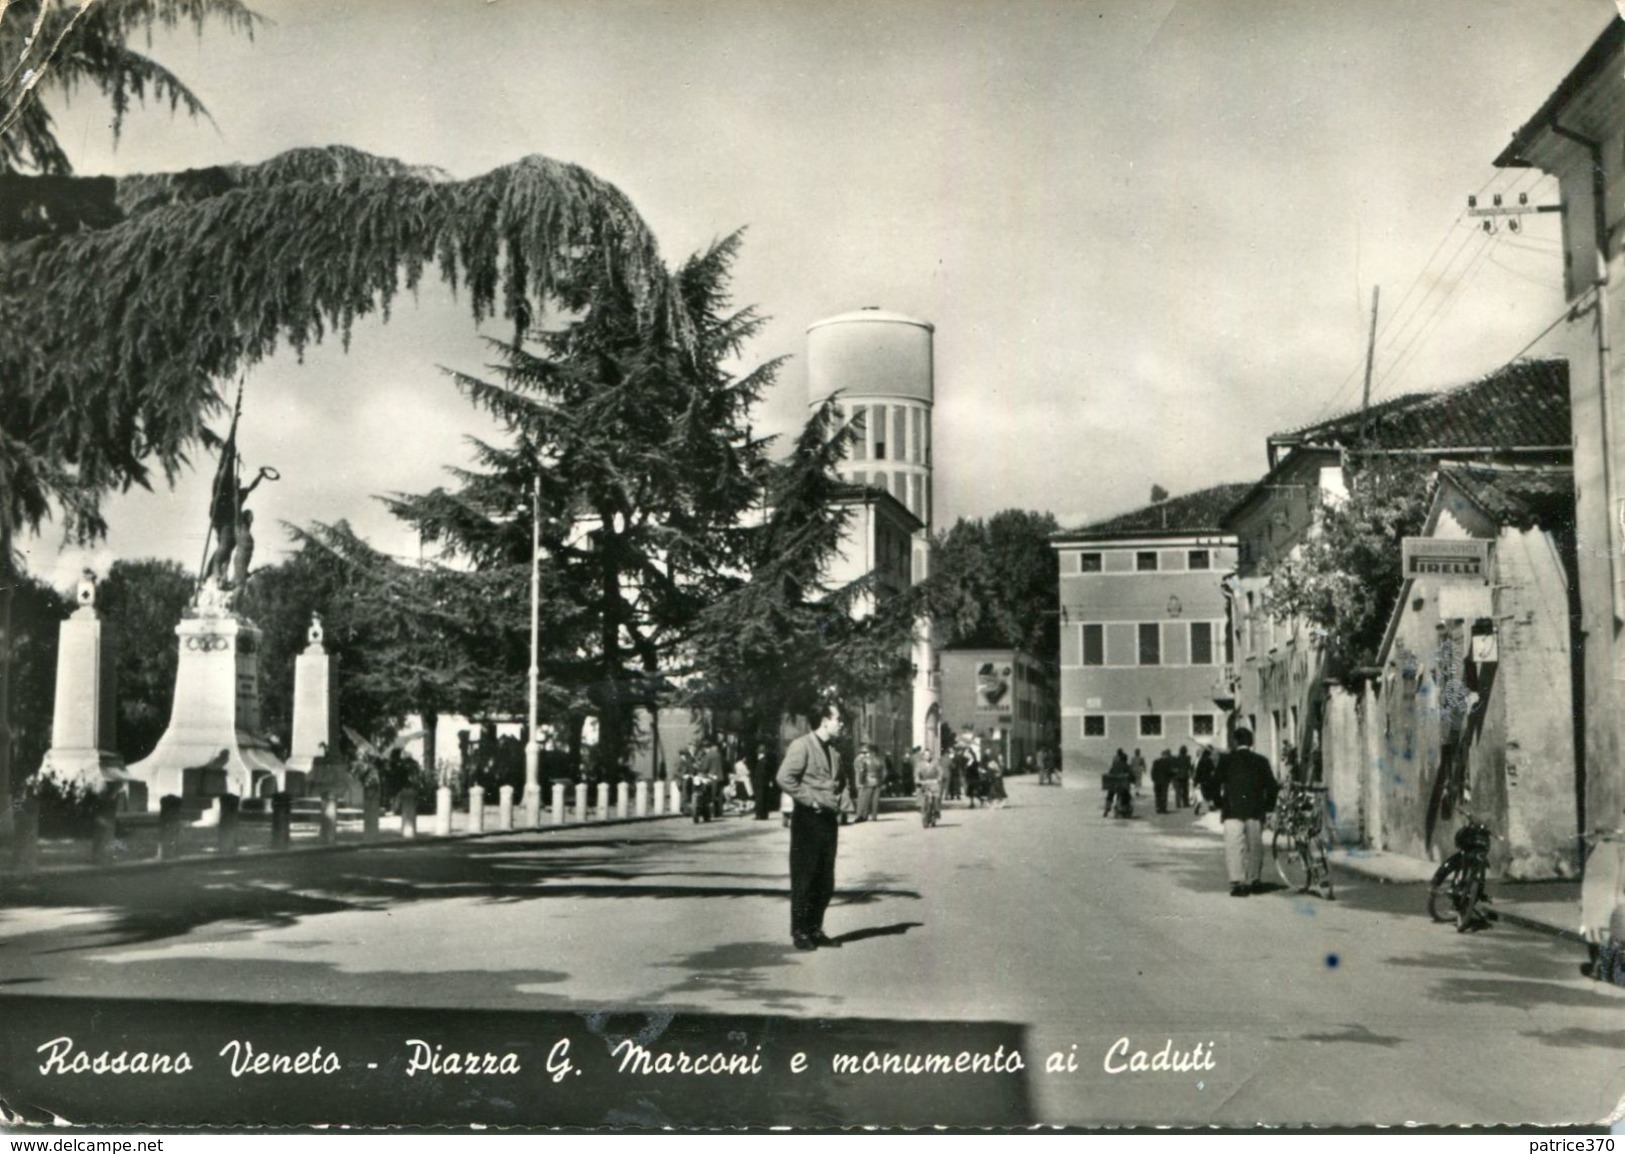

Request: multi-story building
left=1051, top=484, right=1247, bottom=776
left=937, top=647, right=1059, bottom=773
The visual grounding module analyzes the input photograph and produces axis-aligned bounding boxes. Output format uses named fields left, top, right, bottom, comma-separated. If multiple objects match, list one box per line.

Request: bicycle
left=1427, top=810, right=1494, bottom=932
left=1271, top=782, right=1335, bottom=900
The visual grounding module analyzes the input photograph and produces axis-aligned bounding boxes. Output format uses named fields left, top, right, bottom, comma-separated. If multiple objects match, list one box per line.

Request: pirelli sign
left=1401, top=538, right=1490, bottom=581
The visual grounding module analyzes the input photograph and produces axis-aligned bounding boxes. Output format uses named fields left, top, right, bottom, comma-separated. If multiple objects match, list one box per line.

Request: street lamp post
left=524, top=472, right=542, bottom=812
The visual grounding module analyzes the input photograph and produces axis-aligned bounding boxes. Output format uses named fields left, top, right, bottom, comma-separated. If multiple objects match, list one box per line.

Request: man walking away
left=1217, top=727, right=1279, bottom=897
left=1130, top=749, right=1147, bottom=797
left=1151, top=750, right=1173, bottom=814
left=777, top=703, right=851, bottom=951
left=1194, top=746, right=1220, bottom=813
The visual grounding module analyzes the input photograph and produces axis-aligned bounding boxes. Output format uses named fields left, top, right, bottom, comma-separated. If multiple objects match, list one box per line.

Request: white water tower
left=807, top=307, right=939, bottom=750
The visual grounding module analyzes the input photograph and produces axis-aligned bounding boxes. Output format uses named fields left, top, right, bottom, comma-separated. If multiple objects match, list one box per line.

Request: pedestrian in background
left=1217, top=727, right=1279, bottom=897
left=985, top=753, right=1008, bottom=809
left=1151, top=750, right=1173, bottom=814
left=776, top=702, right=852, bottom=951
left=1194, top=745, right=1220, bottom=814
left=855, top=743, right=885, bottom=822
left=1174, top=745, right=1194, bottom=809
left=1130, top=749, right=1147, bottom=797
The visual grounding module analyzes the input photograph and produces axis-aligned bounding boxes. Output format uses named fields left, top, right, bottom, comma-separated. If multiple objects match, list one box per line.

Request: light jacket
left=777, top=731, right=850, bottom=813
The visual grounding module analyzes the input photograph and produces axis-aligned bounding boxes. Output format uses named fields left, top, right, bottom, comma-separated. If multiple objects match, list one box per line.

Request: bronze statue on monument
left=199, top=390, right=277, bottom=603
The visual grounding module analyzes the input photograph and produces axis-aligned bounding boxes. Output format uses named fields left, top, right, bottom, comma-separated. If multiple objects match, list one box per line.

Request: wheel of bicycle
left=1308, top=835, right=1334, bottom=900
left=1427, top=857, right=1463, bottom=922
left=1454, top=863, right=1486, bottom=933
left=1273, top=829, right=1309, bottom=891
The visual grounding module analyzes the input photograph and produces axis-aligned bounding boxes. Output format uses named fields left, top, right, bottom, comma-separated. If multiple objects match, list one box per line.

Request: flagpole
left=524, top=471, right=542, bottom=811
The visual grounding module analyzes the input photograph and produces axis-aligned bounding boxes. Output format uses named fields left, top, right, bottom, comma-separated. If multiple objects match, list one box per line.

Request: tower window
left=873, top=404, right=887, bottom=460
left=1136, top=551, right=1159, bottom=572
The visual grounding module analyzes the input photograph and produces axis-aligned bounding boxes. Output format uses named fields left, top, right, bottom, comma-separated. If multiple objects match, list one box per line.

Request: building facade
left=937, top=647, right=1060, bottom=773
left=1222, top=359, right=1572, bottom=795
left=1494, top=15, right=1625, bottom=840
left=1051, top=485, right=1246, bottom=777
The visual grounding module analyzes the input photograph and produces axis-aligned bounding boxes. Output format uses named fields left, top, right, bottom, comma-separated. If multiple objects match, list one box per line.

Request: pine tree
left=684, top=398, right=921, bottom=742
left=382, top=232, right=781, bottom=772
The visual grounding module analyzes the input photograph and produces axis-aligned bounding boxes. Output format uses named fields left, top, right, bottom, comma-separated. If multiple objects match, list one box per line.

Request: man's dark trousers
left=789, top=803, right=840, bottom=939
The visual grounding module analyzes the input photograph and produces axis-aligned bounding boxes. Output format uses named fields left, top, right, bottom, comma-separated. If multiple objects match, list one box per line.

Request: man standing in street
left=854, top=743, right=885, bottom=823
left=1217, top=727, right=1279, bottom=897
left=777, top=702, right=851, bottom=951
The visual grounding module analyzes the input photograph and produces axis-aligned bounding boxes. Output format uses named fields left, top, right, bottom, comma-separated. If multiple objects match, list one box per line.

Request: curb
left=0, top=811, right=693, bottom=885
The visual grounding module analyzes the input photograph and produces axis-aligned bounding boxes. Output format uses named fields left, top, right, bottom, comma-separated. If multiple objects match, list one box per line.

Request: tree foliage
left=2, top=145, right=669, bottom=546
left=683, top=398, right=921, bottom=739
left=6, top=570, right=68, bottom=777
left=1, top=0, right=262, bottom=176
left=922, top=509, right=1060, bottom=658
left=96, top=557, right=192, bottom=763
left=385, top=232, right=779, bottom=771
left=1259, top=457, right=1433, bottom=668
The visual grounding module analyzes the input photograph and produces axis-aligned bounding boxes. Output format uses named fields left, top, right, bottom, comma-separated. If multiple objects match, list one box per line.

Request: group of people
left=1099, top=729, right=1283, bottom=898
left=1104, top=746, right=1221, bottom=815
left=940, top=742, right=1009, bottom=809
left=675, top=736, right=762, bottom=823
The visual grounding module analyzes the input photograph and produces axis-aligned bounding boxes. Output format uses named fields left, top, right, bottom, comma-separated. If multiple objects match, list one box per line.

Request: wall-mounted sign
left=1401, top=537, right=1490, bottom=581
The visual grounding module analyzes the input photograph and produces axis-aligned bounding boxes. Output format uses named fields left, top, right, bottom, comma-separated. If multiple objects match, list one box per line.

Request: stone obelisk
left=39, top=570, right=125, bottom=789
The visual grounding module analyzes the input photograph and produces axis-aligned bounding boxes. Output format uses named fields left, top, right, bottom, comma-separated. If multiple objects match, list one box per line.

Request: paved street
left=0, top=779, right=1620, bottom=1129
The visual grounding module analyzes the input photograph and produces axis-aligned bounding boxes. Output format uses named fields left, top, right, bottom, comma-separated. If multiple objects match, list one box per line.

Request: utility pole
left=1360, top=285, right=1381, bottom=441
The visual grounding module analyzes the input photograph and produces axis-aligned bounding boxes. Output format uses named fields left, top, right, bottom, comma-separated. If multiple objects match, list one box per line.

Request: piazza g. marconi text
left=32, top=1035, right=1216, bottom=1079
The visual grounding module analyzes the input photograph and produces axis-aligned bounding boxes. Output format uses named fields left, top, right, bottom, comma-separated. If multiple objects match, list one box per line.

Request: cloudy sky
left=25, top=0, right=1614, bottom=586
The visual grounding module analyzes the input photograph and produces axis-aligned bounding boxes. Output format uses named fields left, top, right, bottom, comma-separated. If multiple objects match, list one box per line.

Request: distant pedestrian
left=855, top=743, right=885, bottom=822
left=947, top=749, right=964, bottom=801
left=1217, top=727, right=1279, bottom=897
left=752, top=743, right=775, bottom=821
left=1194, top=746, right=1220, bottom=813
left=1151, top=750, right=1174, bottom=814
left=776, top=702, right=852, bottom=951
left=985, top=754, right=1007, bottom=809
left=1130, top=749, right=1147, bottom=797
left=1174, top=746, right=1194, bottom=809
left=1103, top=753, right=1134, bottom=817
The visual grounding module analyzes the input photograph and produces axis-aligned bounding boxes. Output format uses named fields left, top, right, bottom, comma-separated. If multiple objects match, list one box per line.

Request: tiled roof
left=1269, top=358, right=1570, bottom=452
left=1435, top=463, right=1574, bottom=531
left=1059, top=482, right=1254, bottom=539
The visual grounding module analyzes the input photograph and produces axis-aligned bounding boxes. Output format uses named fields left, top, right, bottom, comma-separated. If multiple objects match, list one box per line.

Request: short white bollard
left=574, top=783, right=589, bottom=823
left=498, top=785, right=514, bottom=831
left=434, top=787, right=453, bottom=836
left=523, top=785, right=541, bottom=828
left=468, top=786, right=485, bottom=834
left=666, top=780, right=681, bottom=815
left=590, top=782, right=605, bottom=818
left=551, top=782, right=566, bottom=825
left=615, top=782, right=629, bottom=819
left=634, top=781, right=648, bottom=817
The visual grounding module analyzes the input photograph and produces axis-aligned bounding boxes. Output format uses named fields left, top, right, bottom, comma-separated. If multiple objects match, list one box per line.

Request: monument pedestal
left=40, top=600, right=125, bottom=790
left=127, top=605, right=291, bottom=812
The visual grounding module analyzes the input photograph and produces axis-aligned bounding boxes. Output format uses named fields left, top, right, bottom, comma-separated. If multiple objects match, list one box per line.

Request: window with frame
left=873, top=403, right=887, bottom=460
left=1138, top=622, right=1160, bottom=665
left=1192, top=714, right=1216, bottom=737
left=1189, top=621, right=1214, bottom=665
left=1188, top=549, right=1211, bottom=570
left=1082, top=624, right=1105, bottom=666
left=1136, top=551, right=1159, bottom=572
left=1083, top=715, right=1106, bottom=737
left=1139, top=714, right=1162, bottom=738
left=1078, top=552, right=1102, bottom=573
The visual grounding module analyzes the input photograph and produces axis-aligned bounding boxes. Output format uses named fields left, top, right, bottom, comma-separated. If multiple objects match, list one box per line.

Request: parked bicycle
left=1271, top=781, right=1335, bottom=899
left=1428, top=810, right=1495, bottom=932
